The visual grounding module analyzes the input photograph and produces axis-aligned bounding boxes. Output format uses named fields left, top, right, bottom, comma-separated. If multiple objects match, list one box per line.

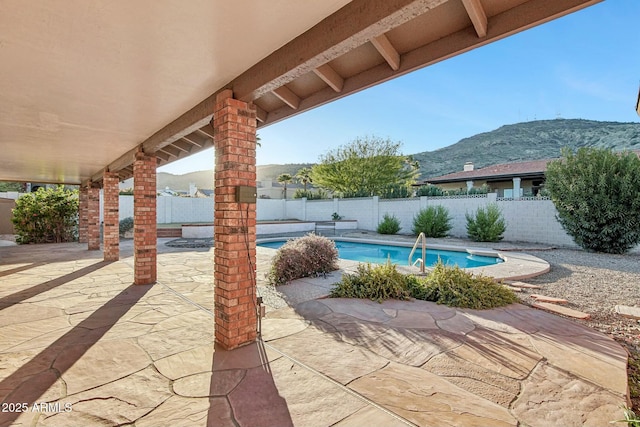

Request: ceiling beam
left=173, top=140, right=194, bottom=153
left=197, top=124, right=215, bottom=139
left=155, top=151, right=171, bottom=162
left=182, top=133, right=208, bottom=148
left=313, top=64, right=344, bottom=92
left=232, top=0, right=447, bottom=102
left=272, top=86, right=301, bottom=110
left=255, top=105, right=268, bottom=123
left=461, top=0, right=488, bottom=38
left=160, top=145, right=181, bottom=158
left=260, top=0, right=602, bottom=127
left=371, top=34, right=400, bottom=70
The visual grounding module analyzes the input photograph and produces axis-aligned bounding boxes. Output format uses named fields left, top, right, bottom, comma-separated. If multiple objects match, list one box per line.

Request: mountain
left=122, top=119, right=640, bottom=190
left=414, top=119, right=640, bottom=179
left=120, top=163, right=315, bottom=191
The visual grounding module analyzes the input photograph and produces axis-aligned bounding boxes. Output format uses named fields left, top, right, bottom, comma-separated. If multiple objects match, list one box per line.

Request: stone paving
left=0, top=239, right=630, bottom=426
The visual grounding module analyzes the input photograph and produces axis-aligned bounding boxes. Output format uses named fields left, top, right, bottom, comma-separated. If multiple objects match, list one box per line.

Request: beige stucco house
left=425, top=159, right=551, bottom=198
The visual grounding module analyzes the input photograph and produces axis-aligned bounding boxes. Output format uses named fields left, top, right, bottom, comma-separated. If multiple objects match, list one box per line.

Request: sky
left=158, top=0, right=640, bottom=175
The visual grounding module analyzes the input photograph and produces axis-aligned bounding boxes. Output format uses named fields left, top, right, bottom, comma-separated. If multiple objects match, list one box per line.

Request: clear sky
left=158, top=0, right=640, bottom=175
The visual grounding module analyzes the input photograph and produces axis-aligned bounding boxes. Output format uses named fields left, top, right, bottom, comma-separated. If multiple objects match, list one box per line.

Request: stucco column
left=133, top=152, right=157, bottom=285
left=102, top=171, right=120, bottom=261
left=213, top=89, right=258, bottom=350
left=87, top=185, right=100, bottom=250
left=78, top=185, right=88, bottom=243
left=512, top=177, right=521, bottom=200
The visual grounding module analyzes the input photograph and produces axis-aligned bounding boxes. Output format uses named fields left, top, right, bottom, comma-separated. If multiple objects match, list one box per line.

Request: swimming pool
left=258, top=239, right=503, bottom=268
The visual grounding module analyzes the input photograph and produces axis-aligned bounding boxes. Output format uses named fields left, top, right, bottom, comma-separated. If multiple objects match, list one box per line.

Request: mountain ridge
left=147, top=119, right=640, bottom=190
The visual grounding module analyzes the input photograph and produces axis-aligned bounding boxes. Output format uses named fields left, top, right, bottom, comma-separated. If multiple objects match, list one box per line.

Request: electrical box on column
left=235, top=186, right=257, bottom=203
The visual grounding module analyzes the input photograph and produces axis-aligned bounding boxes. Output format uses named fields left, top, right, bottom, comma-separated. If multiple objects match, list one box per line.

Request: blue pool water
left=258, top=240, right=503, bottom=268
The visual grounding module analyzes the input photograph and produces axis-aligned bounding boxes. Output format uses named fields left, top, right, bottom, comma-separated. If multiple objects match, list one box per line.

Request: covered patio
left=0, top=240, right=629, bottom=426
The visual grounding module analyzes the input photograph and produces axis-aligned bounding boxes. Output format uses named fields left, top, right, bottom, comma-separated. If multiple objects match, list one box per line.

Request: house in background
left=424, top=159, right=551, bottom=198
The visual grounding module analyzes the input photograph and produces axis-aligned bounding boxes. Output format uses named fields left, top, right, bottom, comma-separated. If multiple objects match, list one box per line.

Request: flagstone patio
left=0, top=239, right=630, bottom=426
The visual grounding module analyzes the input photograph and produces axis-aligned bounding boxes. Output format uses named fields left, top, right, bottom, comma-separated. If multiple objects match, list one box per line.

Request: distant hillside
left=414, top=119, right=640, bottom=178
left=122, top=164, right=315, bottom=191
left=256, top=164, right=314, bottom=182
left=121, top=119, right=640, bottom=190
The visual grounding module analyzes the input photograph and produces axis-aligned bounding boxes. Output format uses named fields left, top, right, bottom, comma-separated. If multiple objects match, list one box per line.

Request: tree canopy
left=311, top=136, right=419, bottom=197
left=545, top=147, right=640, bottom=254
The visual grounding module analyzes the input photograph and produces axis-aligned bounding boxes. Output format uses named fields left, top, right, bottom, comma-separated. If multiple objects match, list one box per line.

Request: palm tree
left=295, top=167, right=313, bottom=191
left=277, top=173, right=293, bottom=199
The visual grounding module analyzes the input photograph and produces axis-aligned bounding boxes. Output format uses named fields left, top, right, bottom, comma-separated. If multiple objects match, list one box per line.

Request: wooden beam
left=371, top=34, right=400, bottom=70
left=108, top=147, right=138, bottom=173
left=272, top=86, right=301, bottom=109
left=182, top=133, right=208, bottom=148
left=461, top=0, right=488, bottom=38
left=260, top=0, right=602, bottom=127
left=197, top=124, right=215, bottom=140
left=155, top=151, right=171, bottom=162
left=173, top=140, right=193, bottom=153
left=232, top=0, right=447, bottom=101
left=255, top=105, right=268, bottom=123
left=313, top=64, right=344, bottom=92
left=160, top=145, right=181, bottom=158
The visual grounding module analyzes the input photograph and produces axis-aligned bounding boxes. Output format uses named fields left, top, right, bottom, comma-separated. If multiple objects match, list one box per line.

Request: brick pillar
left=87, top=185, right=100, bottom=251
left=213, top=90, right=258, bottom=350
left=133, top=152, right=157, bottom=285
left=103, top=171, right=120, bottom=261
left=78, top=186, right=88, bottom=243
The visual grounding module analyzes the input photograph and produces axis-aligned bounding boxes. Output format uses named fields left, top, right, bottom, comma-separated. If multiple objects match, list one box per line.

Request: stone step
left=532, top=302, right=591, bottom=320
left=614, top=305, right=640, bottom=320
left=530, top=294, right=568, bottom=304
left=506, top=281, right=542, bottom=289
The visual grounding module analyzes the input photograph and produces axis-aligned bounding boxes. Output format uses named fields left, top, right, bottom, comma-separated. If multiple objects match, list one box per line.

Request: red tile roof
left=426, top=159, right=553, bottom=184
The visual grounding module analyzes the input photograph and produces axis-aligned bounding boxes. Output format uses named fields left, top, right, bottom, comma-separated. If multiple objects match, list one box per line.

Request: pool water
left=258, top=240, right=502, bottom=268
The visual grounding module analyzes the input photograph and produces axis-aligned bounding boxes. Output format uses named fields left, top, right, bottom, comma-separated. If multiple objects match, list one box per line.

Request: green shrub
left=412, top=205, right=452, bottom=237
left=466, top=203, right=506, bottom=242
left=545, top=148, right=640, bottom=254
left=267, top=233, right=339, bottom=285
left=292, top=189, right=328, bottom=200
left=416, top=184, right=444, bottom=197
left=331, top=212, right=342, bottom=220
left=119, top=217, right=134, bottom=237
left=330, top=261, right=413, bottom=302
left=11, top=186, right=79, bottom=244
left=379, top=184, right=412, bottom=199
left=418, top=261, right=518, bottom=309
left=377, top=213, right=401, bottom=235
left=330, top=259, right=517, bottom=309
left=611, top=406, right=640, bottom=427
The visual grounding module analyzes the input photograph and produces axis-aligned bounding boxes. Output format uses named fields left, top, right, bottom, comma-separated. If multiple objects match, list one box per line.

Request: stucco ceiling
left=0, top=0, right=600, bottom=185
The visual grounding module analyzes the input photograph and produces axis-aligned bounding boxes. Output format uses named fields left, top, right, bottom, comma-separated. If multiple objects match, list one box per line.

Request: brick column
left=213, top=90, right=258, bottom=350
left=103, top=171, right=120, bottom=261
left=78, top=186, right=88, bottom=243
left=87, top=185, right=100, bottom=251
left=133, top=152, right=157, bottom=285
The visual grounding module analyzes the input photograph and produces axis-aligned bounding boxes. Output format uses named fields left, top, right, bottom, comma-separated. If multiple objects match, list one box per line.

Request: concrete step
left=530, top=294, right=568, bottom=304
left=532, top=302, right=590, bottom=320
left=614, top=305, right=640, bottom=320
left=506, top=281, right=542, bottom=289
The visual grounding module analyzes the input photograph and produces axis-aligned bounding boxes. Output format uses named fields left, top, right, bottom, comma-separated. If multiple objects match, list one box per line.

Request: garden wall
left=259, top=194, right=578, bottom=248
left=2, top=190, right=625, bottom=249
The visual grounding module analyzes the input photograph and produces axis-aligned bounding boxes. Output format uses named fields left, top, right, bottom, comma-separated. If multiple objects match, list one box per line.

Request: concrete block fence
left=257, top=194, right=579, bottom=248
left=4, top=191, right=627, bottom=249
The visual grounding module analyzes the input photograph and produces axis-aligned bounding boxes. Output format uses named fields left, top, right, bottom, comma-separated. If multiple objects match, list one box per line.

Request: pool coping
left=257, top=236, right=550, bottom=282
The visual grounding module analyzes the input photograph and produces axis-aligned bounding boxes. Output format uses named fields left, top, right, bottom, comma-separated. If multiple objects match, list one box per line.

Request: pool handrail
left=409, top=232, right=427, bottom=273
